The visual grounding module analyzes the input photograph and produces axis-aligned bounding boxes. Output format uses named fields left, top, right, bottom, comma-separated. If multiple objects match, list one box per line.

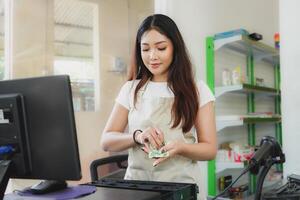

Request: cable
left=254, top=158, right=275, bottom=200
left=211, top=164, right=253, bottom=200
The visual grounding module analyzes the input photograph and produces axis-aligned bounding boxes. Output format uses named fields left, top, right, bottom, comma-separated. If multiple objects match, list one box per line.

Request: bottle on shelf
left=274, top=32, right=280, bottom=49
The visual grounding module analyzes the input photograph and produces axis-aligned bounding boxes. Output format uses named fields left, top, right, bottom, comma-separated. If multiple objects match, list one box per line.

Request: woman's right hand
left=135, top=127, right=164, bottom=150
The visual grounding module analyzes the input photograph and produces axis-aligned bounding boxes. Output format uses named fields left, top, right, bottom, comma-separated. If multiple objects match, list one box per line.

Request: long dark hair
left=128, top=14, right=199, bottom=133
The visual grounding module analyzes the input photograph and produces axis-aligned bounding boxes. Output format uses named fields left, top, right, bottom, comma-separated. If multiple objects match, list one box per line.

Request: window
left=54, top=57, right=95, bottom=111
left=54, top=0, right=97, bottom=112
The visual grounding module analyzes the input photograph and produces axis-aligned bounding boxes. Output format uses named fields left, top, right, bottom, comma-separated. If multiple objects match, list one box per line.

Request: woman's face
left=140, top=29, right=174, bottom=82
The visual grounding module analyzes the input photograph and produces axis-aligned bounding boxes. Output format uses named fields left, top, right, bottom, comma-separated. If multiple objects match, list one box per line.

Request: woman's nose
left=150, top=50, right=158, bottom=60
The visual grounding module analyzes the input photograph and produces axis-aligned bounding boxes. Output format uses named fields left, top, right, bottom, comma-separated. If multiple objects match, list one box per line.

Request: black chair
left=90, top=154, right=128, bottom=181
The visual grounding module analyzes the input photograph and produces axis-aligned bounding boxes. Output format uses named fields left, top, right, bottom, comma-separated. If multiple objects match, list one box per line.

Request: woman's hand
left=136, top=127, right=164, bottom=150
left=152, top=140, right=185, bottom=167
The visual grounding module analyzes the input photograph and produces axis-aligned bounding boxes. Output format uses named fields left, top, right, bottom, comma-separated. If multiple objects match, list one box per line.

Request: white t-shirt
left=116, top=80, right=215, bottom=110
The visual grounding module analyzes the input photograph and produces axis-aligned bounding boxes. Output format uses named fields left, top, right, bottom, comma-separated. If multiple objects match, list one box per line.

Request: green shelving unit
left=206, top=32, right=282, bottom=196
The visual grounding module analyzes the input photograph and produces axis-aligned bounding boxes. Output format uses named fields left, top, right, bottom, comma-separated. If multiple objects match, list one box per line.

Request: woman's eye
left=142, top=49, right=149, bottom=52
left=158, top=47, right=166, bottom=51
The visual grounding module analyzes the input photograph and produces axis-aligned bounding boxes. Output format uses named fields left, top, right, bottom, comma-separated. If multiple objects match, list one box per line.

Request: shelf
left=206, top=32, right=282, bottom=196
left=216, top=115, right=281, bottom=131
left=214, top=34, right=279, bottom=65
left=216, top=162, right=244, bottom=173
left=215, top=84, right=279, bottom=98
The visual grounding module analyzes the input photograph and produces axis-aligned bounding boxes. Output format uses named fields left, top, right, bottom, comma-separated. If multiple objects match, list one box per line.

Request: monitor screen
left=0, top=75, right=81, bottom=181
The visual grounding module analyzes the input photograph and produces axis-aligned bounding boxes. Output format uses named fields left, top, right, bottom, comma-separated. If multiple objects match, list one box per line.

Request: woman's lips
left=150, top=63, right=161, bottom=69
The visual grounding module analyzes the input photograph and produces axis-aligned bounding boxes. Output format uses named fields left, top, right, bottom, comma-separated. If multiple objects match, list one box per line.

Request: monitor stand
left=29, top=180, right=67, bottom=194
left=0, top=160, right=12, bottom=199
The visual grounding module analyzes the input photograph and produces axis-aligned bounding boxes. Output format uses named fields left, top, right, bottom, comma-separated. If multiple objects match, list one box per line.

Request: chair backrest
left=90, top=154, right=128, bottom=181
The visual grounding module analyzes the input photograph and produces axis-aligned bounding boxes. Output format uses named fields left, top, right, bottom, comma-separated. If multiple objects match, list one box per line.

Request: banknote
left=148, top=149, right=169, bottom=158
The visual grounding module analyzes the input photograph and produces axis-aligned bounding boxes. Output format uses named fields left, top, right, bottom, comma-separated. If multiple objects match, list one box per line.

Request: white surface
left=115, top=80, right=215, bottom=110
left=216, top=162, right=244, bottom=173
left=215, top=85, right=243, bottom=98
left=280, top=0, right=300, bottom=178
left=216, top=115, right=243, bottom=131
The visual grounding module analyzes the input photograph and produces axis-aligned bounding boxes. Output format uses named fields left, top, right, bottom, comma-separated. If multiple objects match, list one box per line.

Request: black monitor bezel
left=0, top=75, right=81, bottom=181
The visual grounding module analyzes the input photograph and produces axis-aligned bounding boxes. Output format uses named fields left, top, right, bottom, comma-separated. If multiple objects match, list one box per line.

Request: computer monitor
left=0, top=75, right=81, bottom=197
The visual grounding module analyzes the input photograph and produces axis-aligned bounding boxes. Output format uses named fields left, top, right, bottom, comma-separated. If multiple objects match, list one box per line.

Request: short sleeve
left=198, top=80, right=215, bottom=107
left=115, top=82, right=131, bottom=110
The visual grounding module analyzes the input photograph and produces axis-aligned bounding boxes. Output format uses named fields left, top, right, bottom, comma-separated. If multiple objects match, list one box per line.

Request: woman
left=101, top=14, right=217, bottom=199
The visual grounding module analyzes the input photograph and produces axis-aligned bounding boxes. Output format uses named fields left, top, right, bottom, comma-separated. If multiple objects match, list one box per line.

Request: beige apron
left=124, top=83, right=206, bottom=200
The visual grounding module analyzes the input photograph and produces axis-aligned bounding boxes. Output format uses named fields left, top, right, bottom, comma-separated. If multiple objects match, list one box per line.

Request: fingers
left=141, top=146, right=150, bottom=154
left=144, top=141, right=150, bottom=152
left=153, top=157, right=167, bottom=167
left=159, top=145, right=168, bottom=153
left=154, top=127, right=164, bottom=145
left=152, top=148, right=173, bottom=166
left=148, top=134, right=160, bottom=149
left=141, top=127, right=164, bottom=149
left=150, top=130, right=162, bottom=148
left=152, top=142, right=179, bottom=166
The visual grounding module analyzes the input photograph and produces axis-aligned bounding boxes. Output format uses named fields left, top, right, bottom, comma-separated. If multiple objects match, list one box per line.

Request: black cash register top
left=85, top=178, right=198, bottom=200
left=79, top=187, right=161, bottom=200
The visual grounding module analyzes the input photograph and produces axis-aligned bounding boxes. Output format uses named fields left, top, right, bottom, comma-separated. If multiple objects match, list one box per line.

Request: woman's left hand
left=152, top=140, right=185, bottom=167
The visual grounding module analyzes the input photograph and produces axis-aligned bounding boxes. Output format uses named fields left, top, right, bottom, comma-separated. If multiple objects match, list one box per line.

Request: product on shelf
left=222, top=68, right=232, bottom=86
left=231, top=66, right=242, bottom=85
left=274, top=32, right=280, bottom=49
left=255, top=77, right=265, bottom=86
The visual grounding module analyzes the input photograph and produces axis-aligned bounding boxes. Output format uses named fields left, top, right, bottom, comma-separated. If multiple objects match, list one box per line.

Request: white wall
left=10, top=0, right=53, bottom=78
left=280, top=0, right=300, bottom=177
left=155, top=0, right=278, bottom=80
left=155, top=0, right=279, bottom=194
